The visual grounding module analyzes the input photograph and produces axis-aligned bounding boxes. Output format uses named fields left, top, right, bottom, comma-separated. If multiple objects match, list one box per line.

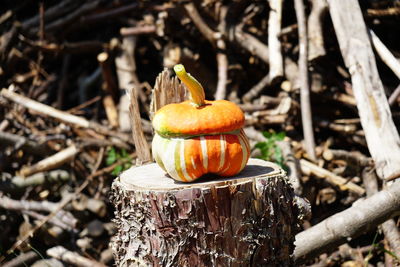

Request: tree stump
left=111, top=158, right=300, bottom=266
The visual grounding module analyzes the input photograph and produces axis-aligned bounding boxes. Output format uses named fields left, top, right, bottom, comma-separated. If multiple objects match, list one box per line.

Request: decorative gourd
left=152, top=64, right=250, bottom=182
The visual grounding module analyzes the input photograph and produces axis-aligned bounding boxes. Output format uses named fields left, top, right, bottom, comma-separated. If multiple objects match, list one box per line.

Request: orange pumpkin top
left=152, top=64, right=245, bottom=138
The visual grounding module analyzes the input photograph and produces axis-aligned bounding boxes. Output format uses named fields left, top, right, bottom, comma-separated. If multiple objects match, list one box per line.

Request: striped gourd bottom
left=152, top=129, right=250, bottom=182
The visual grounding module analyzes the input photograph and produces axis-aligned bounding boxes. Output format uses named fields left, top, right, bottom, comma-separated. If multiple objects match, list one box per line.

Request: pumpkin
left=152, top=64, right=250, bottom=182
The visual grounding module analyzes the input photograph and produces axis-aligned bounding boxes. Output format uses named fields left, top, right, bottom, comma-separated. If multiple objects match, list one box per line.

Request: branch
left=128, top=88, right=151, bottom=164
left=19, top=145, right=79, bottom=177
left=98, top=52, right=119, bottom=128
left=0, top=131, right=50, bottom=156
left=307, top=0, right=328, bottom=61
left=234, top=27, right=269, bottom=64
left=294, top=181, right=400, bottom=263
left=215, top=7, right=228, bottom=100
left=115, top=36, right=151, bottom=164
left=0, top=195, right=77, bottom=229
left=268, top=0, right=284, bottom=81
left=389, top=84, right=400, bottom=106
left=278, top=141, right=303, bottom=195
left=0, top=89, right=131, bottom=144
left=215, top=47, right=228, bottom=100
left=369, top=29, right=400, bottom=80
left=120, top=25, right=156, bottom=36
left=362, top=168, right=400, bottom=259
left=183, top=2, right=217, bottom=44
left=300, top=159, right=365, bottom=195
left=2, top=251, right=39, bottom=267
left=322, top=149, right=373, bottom=168
left=183, top=2, right=228, bottom=100
left=0, top=179, right=90, bottom=263
left=47, top=246, right=106, bottom=267
left=242, top=74, right=270, bottom=103
left=294, top=0, right=317, bottom=161
left=327, top=0, right=400, bottom=179
left=0, top=170, right=70, bottom=191
left=43, top=0, right=100, bottom=34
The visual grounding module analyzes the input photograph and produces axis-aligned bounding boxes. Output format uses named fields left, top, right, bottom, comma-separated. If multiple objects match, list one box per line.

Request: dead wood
left=47, top=246, right=106, bottom=267
left=0, top=131, right=50, bottom=156
left=369, top=29, right=400, bottom=81
left=2, top=251, right=39, bottom=267
left=294, top=181, right=400, bottom=263
left=323, top=149, right=373, bottom=169
left=307, top=0, right=328, bottom=61
left=389, top=84, right=400, bottom=106
left=182, top=2, right=228, bottom=100
left=242, top=74, right=270, bottom=103
left=300, top=159, right=365, bottom=195
left=0, top=89, right=131, bottom=144
left=128, top=88, right=151, bottom=164
left=294, top=0, right=317, bottom=161
left=0, top=170, right=70, bottom=192
left=19, top=145, right=79, bottom=177
left=278, top=140, right=303, bottom=195
left=98, top=52, right=119, bottom=128
left=120, top=25, right=156, bottom=36
left=113, top=35, right=151, bottom=163
left=327, top=0, right=400, bottom=179
left=268, top=0, right=284, bottom=81
left=0, top=195, right=77, bottom=229
left=2, top=1, right=400, bottom=265
left=362, top=168, right=400, bottom=261
left=149, top=68, right=187, bottom=118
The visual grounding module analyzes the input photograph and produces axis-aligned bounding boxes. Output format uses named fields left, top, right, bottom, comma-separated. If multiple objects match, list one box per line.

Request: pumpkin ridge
left=174, top=140, right=187, bottom=182
left=155, top=129, right=242, bottom=139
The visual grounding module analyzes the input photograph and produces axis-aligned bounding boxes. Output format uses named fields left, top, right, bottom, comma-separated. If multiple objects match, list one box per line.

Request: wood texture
left=149, top=68, right=187, bottom=120
left=307, top=0, right=327, bottom=61
left=268, top=0, right=283, bottom=81
left=111, top=158, right=300, bottom=266
left=294, top=181, right=400, bottom=263
left=294, top=0, right=317, bottom=161
left=327, top=0, right=400, bottom=179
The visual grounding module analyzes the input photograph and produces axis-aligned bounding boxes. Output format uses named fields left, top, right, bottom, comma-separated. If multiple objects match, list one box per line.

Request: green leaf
left=254, top=130, right=287, bottom=166
left=112, top=165, right=123, bottom=176
left=121, top=149, right=128, bottom=158
left=262, top=131, right=272, bottom=139
left=275, top=131, right=286, bottom=141
left=106, top=147, right=117, bottom=165
left=274, top=146, right=284, bottom=168
left=254, top=142, right=267, bottom=150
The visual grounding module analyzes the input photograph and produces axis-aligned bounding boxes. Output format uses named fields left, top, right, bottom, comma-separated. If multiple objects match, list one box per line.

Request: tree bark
left=111, top=158, right=300, bottom=266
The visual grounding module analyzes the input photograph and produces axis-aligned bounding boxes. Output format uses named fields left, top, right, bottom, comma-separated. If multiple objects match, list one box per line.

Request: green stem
left=174, top=64, right=206, bottom=106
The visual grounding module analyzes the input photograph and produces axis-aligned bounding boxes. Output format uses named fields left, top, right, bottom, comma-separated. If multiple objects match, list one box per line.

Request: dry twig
left=300, top=159, right=365, bottom=195
left=0, top=89, right=131, bottom=143
left=294, top=181, right=400, bottom=263
left=268, top=0, right=283, bottom=81
left=294, top=0, right=317, bottom=161
left=47, top=246, right=106, bottom=267
left=307, top=0, right=328, bottom=60
left=19, top=145, right=79, bottom=177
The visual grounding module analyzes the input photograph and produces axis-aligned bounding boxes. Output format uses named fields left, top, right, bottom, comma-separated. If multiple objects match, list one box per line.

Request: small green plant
left=254, top=131, right=286, bottom=169
left=106, top=147, right=132, bottom=176
left=364, top=231, right=399, bottom=266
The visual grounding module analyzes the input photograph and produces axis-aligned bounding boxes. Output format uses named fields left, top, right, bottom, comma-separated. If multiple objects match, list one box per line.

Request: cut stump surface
left=111, top=158, right=300, bottom=266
